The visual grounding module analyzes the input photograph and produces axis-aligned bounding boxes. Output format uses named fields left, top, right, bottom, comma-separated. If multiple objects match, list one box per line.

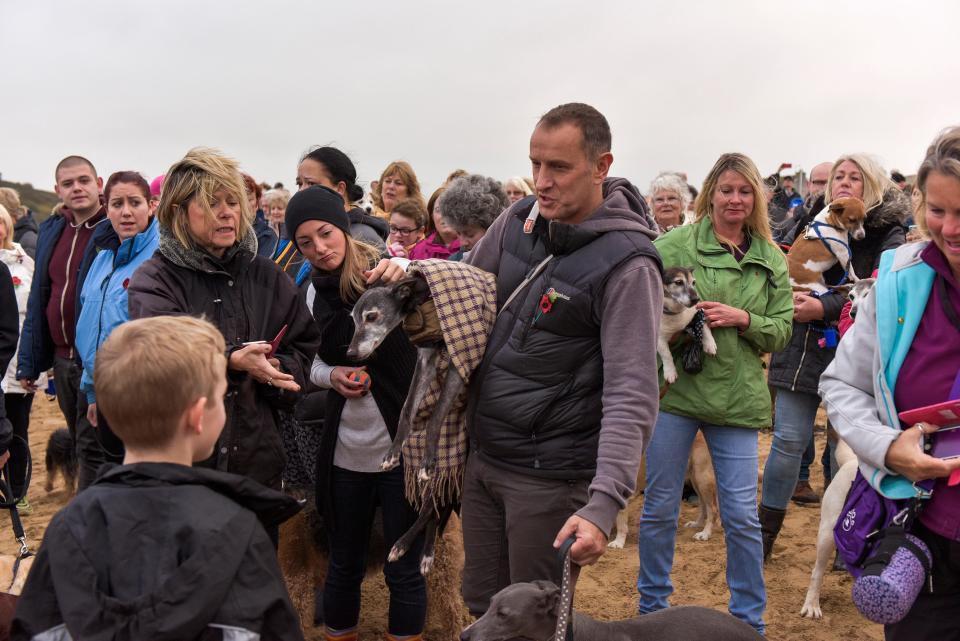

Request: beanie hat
left=285, top=186, right=351, bottom=250
left=150, top=174, right=165, bottom=198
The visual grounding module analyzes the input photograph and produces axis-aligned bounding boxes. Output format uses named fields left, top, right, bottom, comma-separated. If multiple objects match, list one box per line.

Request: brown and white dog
left=787, top=197, right=866, bottom=294
left=608, top=431, right=719, bottom=548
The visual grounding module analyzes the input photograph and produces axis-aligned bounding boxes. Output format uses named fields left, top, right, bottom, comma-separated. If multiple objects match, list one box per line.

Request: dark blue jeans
left=323, top=465, right=426, bottom=636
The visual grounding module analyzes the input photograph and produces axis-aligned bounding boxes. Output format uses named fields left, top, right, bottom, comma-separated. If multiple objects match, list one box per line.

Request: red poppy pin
left=11, top=276, right=22, bottom=288
left=122, top=278, right=130, bottom=289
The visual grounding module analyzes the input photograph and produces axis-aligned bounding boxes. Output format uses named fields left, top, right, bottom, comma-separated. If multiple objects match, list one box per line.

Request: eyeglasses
left=653, top=195, right=681, bottom=205
left=389, top=225, right=423, bottom=235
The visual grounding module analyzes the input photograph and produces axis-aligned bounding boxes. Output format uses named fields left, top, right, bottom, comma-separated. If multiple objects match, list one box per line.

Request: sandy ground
left=10, top=398, right=884, bottom=640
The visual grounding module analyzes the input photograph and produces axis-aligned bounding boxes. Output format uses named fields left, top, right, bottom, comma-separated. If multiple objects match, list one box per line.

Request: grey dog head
left=346, top=274, right=431, bottom=360
left=460, top=580, right=560, bottom=641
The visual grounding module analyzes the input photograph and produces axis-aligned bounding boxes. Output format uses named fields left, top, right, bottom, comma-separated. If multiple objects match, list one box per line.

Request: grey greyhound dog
left=460, top=580, right=765, bottom=641
left=346, top=273, right=465, bottom=574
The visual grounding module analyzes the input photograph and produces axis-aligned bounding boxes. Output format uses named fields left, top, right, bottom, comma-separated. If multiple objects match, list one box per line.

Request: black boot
left=758, top=505, right=787, bottom=563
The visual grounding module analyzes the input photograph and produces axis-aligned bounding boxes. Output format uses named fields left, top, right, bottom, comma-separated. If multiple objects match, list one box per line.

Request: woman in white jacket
left=0, top=204, right=43, bottom=511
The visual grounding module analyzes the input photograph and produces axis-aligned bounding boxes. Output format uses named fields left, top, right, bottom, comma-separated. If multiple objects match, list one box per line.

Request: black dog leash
left=554, top=536, right=577, bottom=641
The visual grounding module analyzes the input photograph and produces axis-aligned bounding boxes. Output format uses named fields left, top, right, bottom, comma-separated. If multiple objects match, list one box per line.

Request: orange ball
left=347, top=370, right=371, bottom=390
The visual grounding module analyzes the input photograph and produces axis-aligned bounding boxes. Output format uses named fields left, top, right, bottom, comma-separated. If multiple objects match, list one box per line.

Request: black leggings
left=3, top=393, right=34, bottom=498
left=323, top=465, right=426, bottom=636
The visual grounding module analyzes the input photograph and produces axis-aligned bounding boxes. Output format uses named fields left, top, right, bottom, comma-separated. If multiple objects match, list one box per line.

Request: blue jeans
left=323, top=465, right=426, bottom=636
left=638, top=411, right=766, bottom=634
left=761, top=388, right=822, bottom=510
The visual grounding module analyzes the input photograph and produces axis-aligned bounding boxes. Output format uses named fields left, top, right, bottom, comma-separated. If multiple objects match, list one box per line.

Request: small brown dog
left=787, top=197, right=866, bottom=294
left=44, top=428, right=77, bottom=496
left=608, top=431, right=718, bottom=548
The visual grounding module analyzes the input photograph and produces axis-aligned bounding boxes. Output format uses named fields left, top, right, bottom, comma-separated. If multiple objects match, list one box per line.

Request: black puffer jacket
left=128, top=227, right=321, bottom=489
left=768, top=188, right=910, bottom=394
left=12, top=463, right=304, bottom=641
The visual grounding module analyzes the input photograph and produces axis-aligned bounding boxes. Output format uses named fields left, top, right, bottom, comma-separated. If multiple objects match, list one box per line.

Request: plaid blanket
left=401, top=259, right=497, bottom=508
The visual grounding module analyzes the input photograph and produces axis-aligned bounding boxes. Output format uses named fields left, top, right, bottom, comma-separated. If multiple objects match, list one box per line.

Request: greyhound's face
left=662, top=266, right=700, bottom=314
left=346, top=275, right=430, bottom=360
left=847, top=277, right=876, bottom=319
left=828, top=197, right=867, bottom=241
left=460, top=580, right=559, bottom=641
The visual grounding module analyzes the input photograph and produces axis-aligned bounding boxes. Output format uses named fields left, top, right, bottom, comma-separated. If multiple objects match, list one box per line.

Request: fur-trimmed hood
left=865, top=187, right=911, bottom=230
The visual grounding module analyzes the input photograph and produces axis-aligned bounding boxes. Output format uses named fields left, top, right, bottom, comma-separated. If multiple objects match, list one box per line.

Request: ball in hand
left=347, top=370, right=371, bottom=390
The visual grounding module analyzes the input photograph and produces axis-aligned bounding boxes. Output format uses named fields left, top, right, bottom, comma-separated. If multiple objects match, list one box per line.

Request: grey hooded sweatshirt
left=466, top=177, right=663, bottom=536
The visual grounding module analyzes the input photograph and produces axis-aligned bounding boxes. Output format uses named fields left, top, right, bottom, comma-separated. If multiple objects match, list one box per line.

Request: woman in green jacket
left=637, top=153, right=793, bottom=636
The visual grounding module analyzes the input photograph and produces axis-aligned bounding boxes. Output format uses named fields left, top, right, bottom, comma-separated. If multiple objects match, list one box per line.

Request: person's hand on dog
left=87, top=402, right=98, bottom=428
left=331, top=366, right=368, bottom=399
left=885, top=422, right=960, bottom=482
left=697, top=301, right=750, bottom=330
left=365, top=258, right=408, bottom=285
left=792, top=293, right=825, bottom=323
left=229, top=343, right=299, bottom=392
left=554, top=515, right=608, bottom=566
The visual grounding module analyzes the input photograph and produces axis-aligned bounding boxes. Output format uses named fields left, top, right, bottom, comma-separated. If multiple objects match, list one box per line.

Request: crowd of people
left=0, top=102, right=957, bottom=640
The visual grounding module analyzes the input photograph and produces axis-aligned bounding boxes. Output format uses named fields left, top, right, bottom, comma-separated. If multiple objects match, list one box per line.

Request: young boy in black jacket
left=12, top=316, right=304, bottom=641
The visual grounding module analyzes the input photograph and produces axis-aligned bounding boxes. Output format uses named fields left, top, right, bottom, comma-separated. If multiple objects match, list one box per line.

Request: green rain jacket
left=654, top=217, right=793, bottom=428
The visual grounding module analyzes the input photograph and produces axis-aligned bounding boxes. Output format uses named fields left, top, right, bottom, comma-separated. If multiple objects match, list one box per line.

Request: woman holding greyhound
left=820, top=127, right=960, bottom=641
left=285, top=185, right=426, bottom=641
left=638, top=153, right=793, bottom=635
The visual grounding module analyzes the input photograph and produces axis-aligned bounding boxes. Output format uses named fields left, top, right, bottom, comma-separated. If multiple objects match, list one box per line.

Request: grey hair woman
left=437, top=174, right=510, bottom=254
left=649, top=172, right=691, bottom=232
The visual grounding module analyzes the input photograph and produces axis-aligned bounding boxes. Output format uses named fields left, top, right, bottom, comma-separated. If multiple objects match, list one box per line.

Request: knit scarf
left=401, top=259, right=497, bottom=509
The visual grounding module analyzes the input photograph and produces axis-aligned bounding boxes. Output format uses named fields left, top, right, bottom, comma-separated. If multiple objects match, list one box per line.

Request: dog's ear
left=828, top=200, right=845, bottom=216
left=531, top=580, right=560, bottom=613
left=392, top=274, right=431, bottom=314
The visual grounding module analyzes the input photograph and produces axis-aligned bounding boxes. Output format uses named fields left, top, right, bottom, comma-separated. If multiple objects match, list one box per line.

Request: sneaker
left=15, top=497, right=32, bottom=515
left=791, top=480, right=820, bottom=505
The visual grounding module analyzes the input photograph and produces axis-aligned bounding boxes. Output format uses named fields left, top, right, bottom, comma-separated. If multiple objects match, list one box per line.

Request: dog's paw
left=683, top=520, right=704, bottom=529
left=388, top=543, right=408, bottom=563
left=703, top=336, right=717, bottom=356
left=417, top=463, right=435, bottom=482
left=692, top=530, right=711, bottom=542
left=420, top=553, right=435, bottom=575
left=663, top=368, right=678, bottom=384
left=380, top=453, right=401, bottom=471
left=800, top=601, right=823, bottom=619
left=607, top=537, right=626, bottom=549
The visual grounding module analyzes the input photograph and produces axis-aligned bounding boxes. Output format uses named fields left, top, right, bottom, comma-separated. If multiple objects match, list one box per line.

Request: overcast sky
left=3, top=0, right=959, bottom=198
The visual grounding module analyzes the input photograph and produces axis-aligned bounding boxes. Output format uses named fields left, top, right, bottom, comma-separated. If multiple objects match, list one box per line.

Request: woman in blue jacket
left=76, top=171, right=159, bottom=488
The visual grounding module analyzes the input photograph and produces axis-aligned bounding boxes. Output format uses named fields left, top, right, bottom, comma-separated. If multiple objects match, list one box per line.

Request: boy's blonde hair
left=95, top=316, right=226, bottom=448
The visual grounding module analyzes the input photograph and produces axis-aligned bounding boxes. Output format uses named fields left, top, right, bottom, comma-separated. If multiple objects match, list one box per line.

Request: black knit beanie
left=284, top=186, right=351, bottom=250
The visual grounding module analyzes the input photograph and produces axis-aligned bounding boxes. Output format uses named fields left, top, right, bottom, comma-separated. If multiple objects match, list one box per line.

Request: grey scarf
left=158, top=224, right=258, bottom=273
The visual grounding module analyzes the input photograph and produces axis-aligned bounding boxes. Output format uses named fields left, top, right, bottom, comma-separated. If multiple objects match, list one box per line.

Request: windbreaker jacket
left=16, top=208, right=111, bottom=380
left=127, top=227, right=321, bottom=489
left=655, top=217, right=793, bottom=428
left=76, top=219, right=159, bottom=405
left=820, top=242, right=937, bottom=499
left=12, top=462, right=304, bottom=641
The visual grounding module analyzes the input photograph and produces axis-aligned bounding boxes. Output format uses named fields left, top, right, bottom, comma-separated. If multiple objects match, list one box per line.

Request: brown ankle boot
left=791, top=480, right=820, bottom=505
left=758, top=505, right=786, bottom=563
